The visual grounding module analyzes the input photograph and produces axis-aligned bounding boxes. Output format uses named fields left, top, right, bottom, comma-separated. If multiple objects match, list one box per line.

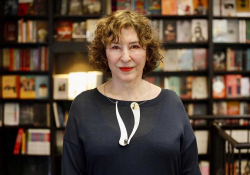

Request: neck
left=105, top=78, right=150, bottom=101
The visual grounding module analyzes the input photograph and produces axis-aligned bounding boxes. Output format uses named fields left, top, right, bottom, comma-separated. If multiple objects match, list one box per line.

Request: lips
left=119, top=67, right=133, bottom=72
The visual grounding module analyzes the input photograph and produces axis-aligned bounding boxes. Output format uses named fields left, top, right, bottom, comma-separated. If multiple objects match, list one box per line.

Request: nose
left=120, top=47, right=131, bottom=62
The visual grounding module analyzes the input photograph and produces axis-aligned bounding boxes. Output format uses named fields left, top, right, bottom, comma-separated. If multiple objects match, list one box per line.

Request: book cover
left=4, top=103, right=20, bottom=126
left=168, top=76, right=181, bottom=96
left=53, top=102, right=60, bottom=128
left=241, top=77, right=250, bottom=97
left=225, top=74, right=242, bottom=98
left=194, top=131, right=208, bottom=154
left=60, top=0, right=68, bottom=15
left=2, top=75, right=20, bottom=98
left=146, top=0, right=161, bottom=15
left=246, top=20, right=250, bottom=43
left=132, top=0, right=146, bottom=14
left=69, top=0, right=83, bottom=15
left=213, top=76, right=226, bottom=98
left=227, top=19, right=239, bottom=42
left=193, top=48, right=207, bottom=70
left=56, top=21, right=72, bottom=42
left=19, top=104, right=34, bottom=125
left=163, top=49, right=179, bottom=71
left=180, top=76, right=192, bottom=99
left=13, top=128, right=24, bottom=155
left=213, top=102, right=227, bottom=115
left=176, top=20, right=191, bottom=43
left=72, top=22, right=86, bottom=42
left=82, top=0, right=101, bottom=14
left=213, top=50, right=226, bottom=71
left=213, top=0, right=221, bottom=16
left=178, top=49, right=193, bottom=71
left=86, top=19, right=98, bottom=42
left=68, top=72, right=87, bottom=100
left=191, top=19, right=208, bottom=42
left=213, top=19, right=228, bottom=42
left=33, top=0, right=47, bottom=15
left=152, top=20, right=163, bottom=41
left=0, top=104, right=2, bottom=127
left=247, top=49, right=250, bottom=70
left=18, top=3, right=29, bottom=16
left=20, top=75, right=36, bottom=99
left=236, top=0, right=250, bottom=14
left=36, top=21, right=48, bottom=42
left=227, top=101, right=239, bottom=115
left=33, top=103, right=48, bottom=126
left=87, top=71, right=103, bottom=90
left=221, top=0, right=236, bottom=16
left=4, top=0, right=19, bottom=15
left=193, top=0, right=207, bottom=15
left=161, top=0, right=177, bottom=15
left=4, top=21, right=18, bottom=42
left=116, top=0, right=131, bottom=11
left=53, top=74, right=69, bottom=100
left=35, top=76, right=49, bottom=99
left=192, top=76, right=208, bottom=99
left=163, top=20, right=176, bottom=42
left=177, top=0, right=194, bottom=15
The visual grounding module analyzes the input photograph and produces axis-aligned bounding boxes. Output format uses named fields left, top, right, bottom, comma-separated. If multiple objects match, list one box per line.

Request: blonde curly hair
left=88, top=10, right=163, bottom=76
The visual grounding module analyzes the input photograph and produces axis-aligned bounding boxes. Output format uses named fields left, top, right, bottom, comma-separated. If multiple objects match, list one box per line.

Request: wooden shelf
left=54, top=14, right=101, bottom=20
left=181, top=99, right=209, bottom=103
left=213, top=43, right=250, bottom=48
left=2, top=99, right=50, bottom=102
left=148, top=15, right=208, bottom=20
left=3, top=15, right=48, bottom=20
left=2, top=71, right=49, bottom=75
left=149, top=70, right=208, bottom=76
left=214, top=71, right=250, bottom=75
left=53, top=42, right=89, bottom=53
left=213, top=16, right=250, bottom=20
left=0, top=42, right=49, bottom=48
left=3, top=126, right=50, bottom=129
left=213, top=97, right=250, bottom=102
left=162, top=42, right=208, bottom=49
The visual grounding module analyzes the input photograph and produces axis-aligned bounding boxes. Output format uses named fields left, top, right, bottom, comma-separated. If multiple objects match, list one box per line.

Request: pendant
left=116, top=102, right=141, bottom=146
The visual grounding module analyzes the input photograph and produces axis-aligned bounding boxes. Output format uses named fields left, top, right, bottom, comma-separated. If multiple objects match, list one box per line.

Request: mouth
left=119, top=67, right=133, bottom=72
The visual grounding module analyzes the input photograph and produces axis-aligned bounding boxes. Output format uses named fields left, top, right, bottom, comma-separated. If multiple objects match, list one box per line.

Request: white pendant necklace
left=104, top=81, right=151, bottom=146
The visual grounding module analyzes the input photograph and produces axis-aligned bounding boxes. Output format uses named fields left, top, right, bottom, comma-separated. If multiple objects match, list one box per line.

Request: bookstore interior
left=0, top=0, right=250, bottom=174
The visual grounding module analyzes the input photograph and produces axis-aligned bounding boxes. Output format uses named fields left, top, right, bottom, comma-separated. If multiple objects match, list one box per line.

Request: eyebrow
left=111, top=41, right=139, bottom=44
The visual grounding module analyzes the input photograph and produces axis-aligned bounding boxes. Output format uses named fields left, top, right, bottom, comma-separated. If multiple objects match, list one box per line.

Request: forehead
left=114, top=27, right=139, bottom=43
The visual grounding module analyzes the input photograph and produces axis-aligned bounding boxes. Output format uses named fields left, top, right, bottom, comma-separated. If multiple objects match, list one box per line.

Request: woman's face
left=106, top=27, right=147, bottom=83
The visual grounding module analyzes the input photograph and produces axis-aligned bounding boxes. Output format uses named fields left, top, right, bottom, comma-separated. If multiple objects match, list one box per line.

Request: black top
left=61, top=88, right=201, bottom=175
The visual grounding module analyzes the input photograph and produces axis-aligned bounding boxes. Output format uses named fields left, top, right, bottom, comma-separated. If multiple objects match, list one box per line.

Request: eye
left=111, top=46, right=120, bottom=50
left=131, top=45, right=140, bottom=49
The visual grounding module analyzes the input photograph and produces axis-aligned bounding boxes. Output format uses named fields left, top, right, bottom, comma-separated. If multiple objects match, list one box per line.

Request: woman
left=62, top=10, right=201, bottom=175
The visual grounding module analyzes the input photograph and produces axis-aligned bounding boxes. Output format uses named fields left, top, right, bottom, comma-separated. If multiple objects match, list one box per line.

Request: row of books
left=213, top=75, right=250, bottom=98
left=56, top=130, right=64, bottom=154
left=4, top=20, right=48, bottom=43
left=53, top=102, right=69, bottom=128
left=111, top=0, right=208, bottom=15
left=2, top=75, right=49, bottom=99
left=213, top=48, right=250, bottom=71
left=2, top=47, right=49, bottom=71
left=55, top=20, right=96, bottom=42
left=58, top=0, right=101, bottom=15
left=53, top=71, right=103, bottom=100
left=214, top=0, right=250, bottom=17
left=3, top=102, right=50, bottom=127
left=153, top=19, right=208, bottom=43
left=4, top=0, right=47, bottom=16
left=199, top=161, right=209, bottom=175
left=213, top=19, right=250, bottom=43
left=162, top=48, right=207, bottom=71
left=13, top=128, right=50, bottom=155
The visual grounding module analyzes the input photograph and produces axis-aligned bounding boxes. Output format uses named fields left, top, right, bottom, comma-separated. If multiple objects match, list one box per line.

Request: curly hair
left=88, top=10, right=163, bottom=76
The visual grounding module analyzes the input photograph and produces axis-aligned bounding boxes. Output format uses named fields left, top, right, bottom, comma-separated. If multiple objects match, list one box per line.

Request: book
left=193, top=48, right=207, bottom=70
left=87, top=71, right=103, bottom=90
left=19, top=104, right=34, bottom=125
left=60, top=0, right=68, bottom=15
left=192, top=76, right=208, bottom=99
left=225, top=74, right=242, bottom=98
left=53, top=74, right=69, bottom=100
left=86, top=19, right=98, bottom=42
left=236, top=0, right=250, bottom=16
left=152, top=20, right=163, bottom=42
left=33, top=103, right=49, bottom=127
left=213, top=102, right=227, bottom=115
left=163, top=49, right=179, bottom=71
left=116, top=0, right=132, bottom=11
left=213, top=19, right=228, bottom=42
left=68, top=72, right=87, bottom=100
left=180, top=76, right=192, bottom=99
left=4, top=103, right=20, bottom=126
left=199, top=161, right=209, bottom=175
left=177, top=0, right=193, bottom=15
left=69, top=0, right=83, bottom=15
left=240, top=77, right=250, bottom=97
left=221, top=0, right=236, bottom=16
left=213, top=76, right=226, bottom=98
left=53, top=102, right=60, bottom=128
left=168, top=76, right=181, bottom=96
left=72, top=22, right=86, bottom=42
left=35, top=76, right=49, bottom=99
left=56, top=21, right=72, bottom=42
left=161, top=0, right=177, bottom=15
left=33, top=0, right=47, bottom=15
left=176, top=20, right=191, bottom=43
left=4, top=21, right=18, bottom=42
left=227, top=19, right=239, bottom=42
left=2, top=75, right=20, bottom=98
left=247, top=20, right=250, bottom=43
left=193, top=0, right=207, bottom=15
left=178, top=49, right=193, bottom=71
left=0, top=104, right=2, bottom=127
left=20, top=75, right=36, bottom=99
left=191, top=19, right=208, bottom=42
left=213, top=50, right=226, bottom=71
left=4, top=0, right=19, bottom=15
left=82, top=0, right=101, bottom=14
left=56, top=131, right=64, bottom=154
left=194, top=131, right=208, bottom=154
left=163, top=20, right=176, bottom=42
left=13, top=128, right=24, bottom=155
left=213, top=0, right=221, bottom=16
left=146, top=0, right=161, bottom=15
left=227, top=101, right=239, bottom=115
left=132, top=0, right=146, bottom=14
left=36, top=21, right=48, bottom=42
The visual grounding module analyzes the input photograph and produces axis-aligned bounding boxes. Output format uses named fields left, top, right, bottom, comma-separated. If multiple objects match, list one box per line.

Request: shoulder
left=71, top=89, right=98, bottom=109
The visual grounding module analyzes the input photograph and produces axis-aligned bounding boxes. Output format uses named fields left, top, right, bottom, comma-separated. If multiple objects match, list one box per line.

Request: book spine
left=13, top=128, right=24, bottom=155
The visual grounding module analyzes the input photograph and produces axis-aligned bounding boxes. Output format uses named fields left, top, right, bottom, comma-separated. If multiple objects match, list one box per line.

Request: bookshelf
left=0, top=0, right=250, bottom=175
